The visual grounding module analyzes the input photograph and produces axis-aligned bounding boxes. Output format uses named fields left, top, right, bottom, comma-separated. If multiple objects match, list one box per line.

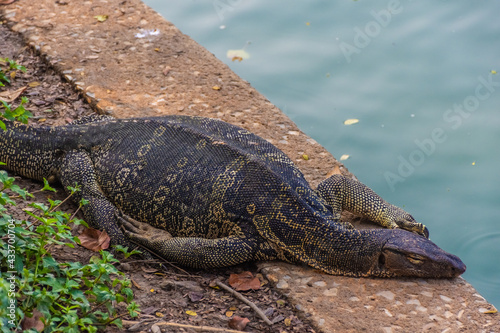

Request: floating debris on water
left=226, top=49, right=250, bottom=62
left=343, top=119, right=359, bottom=125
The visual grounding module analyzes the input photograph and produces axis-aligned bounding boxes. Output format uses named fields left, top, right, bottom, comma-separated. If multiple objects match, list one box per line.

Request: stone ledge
left=1, top=0, right=497, bottom=331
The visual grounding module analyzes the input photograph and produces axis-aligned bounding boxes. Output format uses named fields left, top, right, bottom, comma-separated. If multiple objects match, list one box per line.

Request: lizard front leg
left=118, top=215, right=259, bottom=269
left=317, top=174, right=429, bottom=238
left=59, top=150, right=131, bottom=248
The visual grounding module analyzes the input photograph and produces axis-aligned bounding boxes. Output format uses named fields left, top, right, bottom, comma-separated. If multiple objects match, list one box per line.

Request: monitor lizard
left=0, top=115, right=465, bottom=278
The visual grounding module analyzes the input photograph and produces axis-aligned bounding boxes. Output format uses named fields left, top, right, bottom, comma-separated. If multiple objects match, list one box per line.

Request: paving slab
left=1, top=0, right=498, bottom=332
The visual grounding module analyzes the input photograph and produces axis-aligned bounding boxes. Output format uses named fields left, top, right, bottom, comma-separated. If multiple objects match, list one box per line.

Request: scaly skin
left=0, top=115, right=466, bottom=278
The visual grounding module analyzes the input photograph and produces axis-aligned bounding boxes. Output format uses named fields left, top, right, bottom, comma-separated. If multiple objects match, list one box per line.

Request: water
left=144, top=0, right=500, bottom=307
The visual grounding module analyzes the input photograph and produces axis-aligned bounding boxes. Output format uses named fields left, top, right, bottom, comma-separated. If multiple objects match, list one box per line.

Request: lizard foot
left=117, top=212, right=173, bottom=245
left=383, top=206, right=430, bottom=238
left=394, top=216, right=429, bottom=239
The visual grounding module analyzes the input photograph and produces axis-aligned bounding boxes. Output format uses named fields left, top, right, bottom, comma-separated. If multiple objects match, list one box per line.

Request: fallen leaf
left=344, top=118, right=359, bottom=125
left=479, top=306, right=497, bottom=314
left=326, top=165, right=342, bottom=178
left=21, top=310, right=44, bottom=332
left=185, top=310, right=197, bottom=316
left=9, top=71, right=15, bottom=79
left=228, top=316, right=250, bottom=331
left=78, top=228, right=110, bottom=251
left=272, top=314, right=285, bottom=323
left=225, top=311, right=234, bottom=317
left=89, top=46, right=101, bottom=53
left=141, top=266, right=158, bottom=273
left=266, top=273, right=278, bottom=283
left=226, top=49, right=250, bottom=61
left=0, top=0, right=17, bottom=4
left=276, top=300, right=286, bottom=307
left=255, top=273, right=266, bottom=285
left=284, top=317, right=292, bottom=326
left=264, top=307, right=274, bottom=316
left=209, top=280, right=220, bottom=289
left=212, top=85, right=221, bottom=90
left=155, top=312, right=164, bottom=318
left=188, top=292, right=204, bottom=302
left=135, top=29, right=160, bottom=38
left=302, top=154, right=309, bottom=160
left=141, top=306, right=158, bottom=315
left=228, top=271, right=261, bottom=291
left=154, top=48, right=160, bottom=52
left=94, top=15, right=108, bottom=22
left=131, top=278, right=142, bottom=290
left=340, top=154, right=350, bottom=161
left=163, top=66, right=171, bottom=76
left=28, top=81, right=40, bottom=88
left=0, top=86, right=27, bottom=102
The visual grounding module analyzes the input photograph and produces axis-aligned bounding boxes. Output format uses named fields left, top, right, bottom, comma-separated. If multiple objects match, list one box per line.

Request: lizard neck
left=253, top=208, right=384, bottom=277
left=293, top=222, right=384, bottom=277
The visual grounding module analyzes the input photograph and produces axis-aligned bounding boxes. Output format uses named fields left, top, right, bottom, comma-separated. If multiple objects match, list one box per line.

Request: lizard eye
left=407, top=254, right=425, bottom=265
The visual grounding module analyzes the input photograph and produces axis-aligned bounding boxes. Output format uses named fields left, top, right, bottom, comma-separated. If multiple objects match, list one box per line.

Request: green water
left=144, top=0, right=500, bottom=307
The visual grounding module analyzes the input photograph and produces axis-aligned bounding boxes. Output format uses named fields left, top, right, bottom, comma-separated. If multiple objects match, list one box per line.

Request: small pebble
left=406, top=299, right=421, bottom=306
left=151, top=324, right=161, bottom=333
left=440, top=295, right=452, bottom=302
left=276, top=280, right=289, bottom=289
left=377, top=290, right=395, bottom=301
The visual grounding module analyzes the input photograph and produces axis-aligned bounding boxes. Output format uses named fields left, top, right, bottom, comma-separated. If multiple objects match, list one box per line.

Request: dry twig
left=216, top=280, right=274, bottom=326
left=157, top=321, right=244, bottom=332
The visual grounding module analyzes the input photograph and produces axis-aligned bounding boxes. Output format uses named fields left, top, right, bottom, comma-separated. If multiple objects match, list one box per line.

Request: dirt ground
left=0, top=22, right=317, bottom=333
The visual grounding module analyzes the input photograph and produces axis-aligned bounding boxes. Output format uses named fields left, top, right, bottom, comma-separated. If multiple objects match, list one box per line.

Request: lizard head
left=368, top=229, right=466, bottom=278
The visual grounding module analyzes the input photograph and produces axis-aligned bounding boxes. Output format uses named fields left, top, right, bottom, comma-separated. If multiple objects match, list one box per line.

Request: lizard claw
left=421, top=225, right=430, bottom=239
left=382, top=206, right=430, bottom=239
left=394, top=214, right=430, bottom=239
left=116, top=211, right=173, bottom=243
left=113, top=211, right=155, bottom=260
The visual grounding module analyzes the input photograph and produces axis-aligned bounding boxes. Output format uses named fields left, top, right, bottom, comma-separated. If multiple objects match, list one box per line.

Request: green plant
left=0, top=176, right=140, bottom=332
left=0, top=57, right=26, bottom=87
left=0, top=97, right=33, bottom=129
left=0, top=57, right=32, bottom=130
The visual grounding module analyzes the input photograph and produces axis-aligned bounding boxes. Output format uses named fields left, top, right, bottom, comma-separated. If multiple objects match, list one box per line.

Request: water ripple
left=457, top=231, right=500, bottom=304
